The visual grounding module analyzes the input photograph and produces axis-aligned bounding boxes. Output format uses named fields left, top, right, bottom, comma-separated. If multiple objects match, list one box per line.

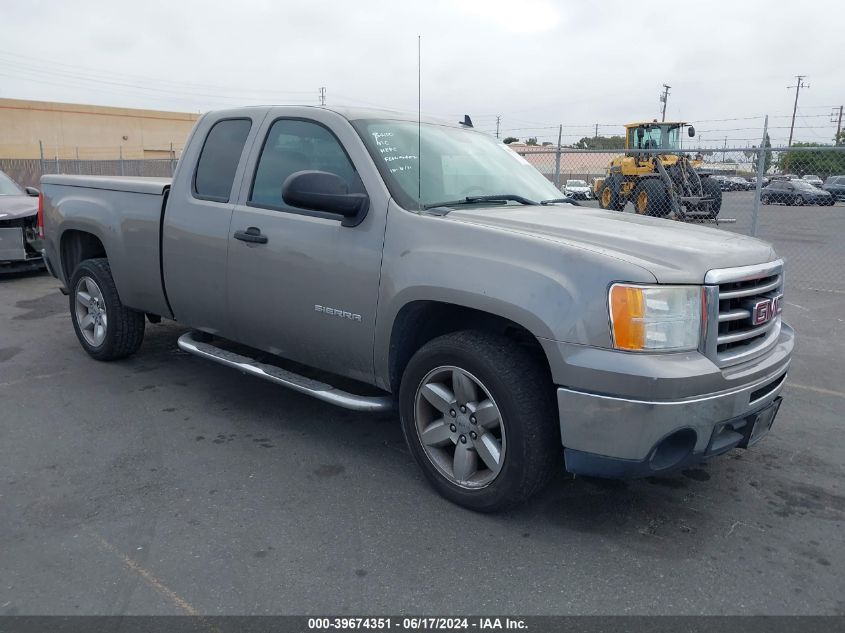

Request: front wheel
left=793, top=195, right=805, bottom=206
left=700, top=177, right=723, bottom=218
left=69, top=258, right=145, bottom=361
left=399, top=331, right=559, bottom=512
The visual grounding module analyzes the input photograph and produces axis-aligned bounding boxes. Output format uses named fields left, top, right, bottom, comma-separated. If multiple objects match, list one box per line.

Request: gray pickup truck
left=40, top=106, right=793, bottom=511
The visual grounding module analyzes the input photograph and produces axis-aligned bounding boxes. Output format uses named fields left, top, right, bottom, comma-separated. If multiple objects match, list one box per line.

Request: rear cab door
left=225, top=107, right=391, bottom=384
left=162, top=108, right=267, bottom=336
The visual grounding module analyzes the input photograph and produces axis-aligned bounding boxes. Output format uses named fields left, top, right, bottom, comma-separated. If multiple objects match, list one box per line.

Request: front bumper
left=0, top=224, right=44, bottom=273
left=556, top=329, right=792, bottom=479
left=565, top=191, right=591, bottom=200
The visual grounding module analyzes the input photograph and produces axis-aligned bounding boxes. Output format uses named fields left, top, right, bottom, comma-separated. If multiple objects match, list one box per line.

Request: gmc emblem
left=751, top=294, right=783, bottom=325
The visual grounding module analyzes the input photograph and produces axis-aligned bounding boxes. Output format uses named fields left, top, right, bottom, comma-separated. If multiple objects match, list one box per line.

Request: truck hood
left=448, top=204, right=778, bottom=283
left=0, top=195, right=38, bottom=221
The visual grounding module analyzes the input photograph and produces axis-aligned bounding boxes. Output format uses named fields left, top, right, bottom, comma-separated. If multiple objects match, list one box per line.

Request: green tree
left=573, top=135, right=626, bottom=150
left=778, top=142, right=845, bottom=178
left=502, top=136, right=519, bottom=144
left=525, top=137, right=538, bottom=146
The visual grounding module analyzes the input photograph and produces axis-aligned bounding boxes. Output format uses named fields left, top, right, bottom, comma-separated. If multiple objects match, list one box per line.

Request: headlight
left=609, top=284, right=703, bottom=352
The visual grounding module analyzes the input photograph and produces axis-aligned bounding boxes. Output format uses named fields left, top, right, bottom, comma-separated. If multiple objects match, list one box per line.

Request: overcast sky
left=1, top=0, right=843, bottom=147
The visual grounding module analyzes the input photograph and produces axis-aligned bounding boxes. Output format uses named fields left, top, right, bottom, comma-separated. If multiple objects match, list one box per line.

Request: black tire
left=632, top=179, right=670, bottom=217
left=399, top=331, right=559, bottom=512
left=598, top=179, right=625, bottom=211
left=69, top=258, right=145, bottom=361
left=700, top=177, right=723, bottom=218
left=793, top=195, right=804, bottom=206
left=761, top=194, right=771, bottom=205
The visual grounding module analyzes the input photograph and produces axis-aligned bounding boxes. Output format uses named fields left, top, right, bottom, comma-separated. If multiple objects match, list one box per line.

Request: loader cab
left=626, top=122, right=691, bottom=152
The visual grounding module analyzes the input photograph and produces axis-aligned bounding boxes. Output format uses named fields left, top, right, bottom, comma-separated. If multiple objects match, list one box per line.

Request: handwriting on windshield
left=373, top=131, right=418, bottom=174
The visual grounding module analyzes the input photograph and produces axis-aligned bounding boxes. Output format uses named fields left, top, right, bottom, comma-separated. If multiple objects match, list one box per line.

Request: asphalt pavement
left=1, top=198, right=844, bottom=615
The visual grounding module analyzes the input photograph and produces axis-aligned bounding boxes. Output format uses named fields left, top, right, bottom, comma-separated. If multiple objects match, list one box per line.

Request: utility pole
left=594, top=123, right=599, bottom=139
left=495, top=115, right=501, bottom=139
left=554, top=124, right=562, bottom=189
left=723, top=137, right=727, bottom=163
left=832, top=105, right=843, bottom=145
left=659, top=84, right=671, bottom=122
left=786, top=75, right=809, bottom=148
left=319, top=86, right=326, bottom=106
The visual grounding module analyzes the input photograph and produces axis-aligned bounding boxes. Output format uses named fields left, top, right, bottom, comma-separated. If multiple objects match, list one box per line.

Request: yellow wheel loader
left=593, top=121, right=721, bottom=220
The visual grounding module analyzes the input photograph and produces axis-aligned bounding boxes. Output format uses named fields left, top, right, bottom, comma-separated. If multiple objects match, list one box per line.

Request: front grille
left=704, top=260, right=784, bottom=366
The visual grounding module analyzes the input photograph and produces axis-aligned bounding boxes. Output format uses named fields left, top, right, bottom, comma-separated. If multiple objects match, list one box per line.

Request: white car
left=562, top=179, right=592, bottom=200
left=802, top=174, right=823, bottom=187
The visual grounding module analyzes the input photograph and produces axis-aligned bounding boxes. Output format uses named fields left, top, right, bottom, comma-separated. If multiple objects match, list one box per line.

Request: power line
left=0, top=49, right=315, bottom=97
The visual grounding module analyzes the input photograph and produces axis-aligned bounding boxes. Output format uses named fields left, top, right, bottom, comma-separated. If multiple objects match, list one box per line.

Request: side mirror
left=282, top=170, right=369, bottom=227
left=25, top=186, right=40, bottom=197
left=687, top=125, right=696, bottom=138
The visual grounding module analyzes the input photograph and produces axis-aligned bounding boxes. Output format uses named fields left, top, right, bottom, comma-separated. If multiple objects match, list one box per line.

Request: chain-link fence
left=2, top=141, right=844, bottom=294
left=512, top=144, right=845, bottom=294
left=0, top=157, right=177, bottom=189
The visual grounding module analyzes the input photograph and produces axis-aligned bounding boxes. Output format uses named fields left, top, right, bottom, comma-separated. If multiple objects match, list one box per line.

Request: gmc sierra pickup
left=40, top=106, right=793, bottom=511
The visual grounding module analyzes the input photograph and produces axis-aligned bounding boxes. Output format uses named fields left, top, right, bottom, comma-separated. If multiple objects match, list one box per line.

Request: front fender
left=372, top=201, right=655, bottom=389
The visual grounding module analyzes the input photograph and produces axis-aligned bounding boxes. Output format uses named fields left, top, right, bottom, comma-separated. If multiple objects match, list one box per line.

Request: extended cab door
left=225, top=109, right=389, bottom=384
left=162, top=109, right=266, bottom=336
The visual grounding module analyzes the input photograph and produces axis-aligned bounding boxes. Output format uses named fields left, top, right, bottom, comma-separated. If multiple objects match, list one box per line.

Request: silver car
left=0, top=170, right=43, bottom=273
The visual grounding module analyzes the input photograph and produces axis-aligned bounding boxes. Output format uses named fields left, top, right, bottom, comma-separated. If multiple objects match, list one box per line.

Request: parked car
left=40, top=105, right=793, bottom=511
left=801, top=174, right=823, bottom=187
left=561, top=179, right=592, bottom=200
left=822, top=175, right=845, bottom=200
left=729, top=176, right=754, bottom=191
left=761, top=179, right=835, bottom=206
left=0, top=170, right=44, bottom=273
left=711, top=175, right=734, bottom=191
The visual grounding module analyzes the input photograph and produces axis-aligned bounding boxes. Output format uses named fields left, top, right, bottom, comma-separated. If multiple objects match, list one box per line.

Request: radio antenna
left=417, top=34, right=421, bottom=201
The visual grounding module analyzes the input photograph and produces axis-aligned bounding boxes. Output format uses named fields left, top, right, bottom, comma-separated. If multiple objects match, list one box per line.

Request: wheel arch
left=383, top=300, right=553, bottom=394
left=60, top=228, right=108, bottom=285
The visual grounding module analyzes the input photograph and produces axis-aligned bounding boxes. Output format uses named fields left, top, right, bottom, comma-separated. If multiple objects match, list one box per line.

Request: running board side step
left=177, top=332, right=394, bottom=412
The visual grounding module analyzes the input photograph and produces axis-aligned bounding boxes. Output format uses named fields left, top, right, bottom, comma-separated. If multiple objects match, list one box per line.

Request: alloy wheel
left=413, top=365, right=506, bottom=489
left=74, top=276, right=108, bottom=346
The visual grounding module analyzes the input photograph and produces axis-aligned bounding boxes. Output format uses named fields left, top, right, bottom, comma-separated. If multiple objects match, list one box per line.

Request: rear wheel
left=793, top=195, right=804, bottom=206
left=598, top=179, right=624, bottom=211
left=761, top=194, right=771, bottom=205
left=399, top=331, right=559, bottom=512
left=632, top=179, right=670, bottom=217
left=700, top=177, right=723, bottom=219
left=69, top=258, right=145, bottom=361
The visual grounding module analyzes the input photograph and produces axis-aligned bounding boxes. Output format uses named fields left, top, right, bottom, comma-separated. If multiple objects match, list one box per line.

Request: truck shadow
left=128, top=320, right=842, bottom=561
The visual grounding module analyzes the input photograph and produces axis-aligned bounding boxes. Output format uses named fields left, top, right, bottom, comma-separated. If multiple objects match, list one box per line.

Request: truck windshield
left=0, top=171, right=23, bottom=195
left=353, top=119, right=563, bottom=210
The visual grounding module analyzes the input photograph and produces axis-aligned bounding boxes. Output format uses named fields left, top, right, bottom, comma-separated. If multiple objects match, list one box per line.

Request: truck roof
left=212, top=105, right=467, bottom=128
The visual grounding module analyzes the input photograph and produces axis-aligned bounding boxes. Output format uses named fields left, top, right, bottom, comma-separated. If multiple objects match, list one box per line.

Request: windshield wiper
left=423, top=194, right=538, bottom=210
left=539, top=197, right=580, bottom=206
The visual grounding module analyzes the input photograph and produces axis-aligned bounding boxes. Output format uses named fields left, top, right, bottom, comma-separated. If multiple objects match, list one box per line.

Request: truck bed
left=41, top=175, right=173, bottom=317
left=41, top=175, right=171, bottom=195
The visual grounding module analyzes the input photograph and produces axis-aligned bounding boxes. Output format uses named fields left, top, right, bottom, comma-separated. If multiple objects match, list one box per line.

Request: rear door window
left=193, top=118, right=252, bottom=202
